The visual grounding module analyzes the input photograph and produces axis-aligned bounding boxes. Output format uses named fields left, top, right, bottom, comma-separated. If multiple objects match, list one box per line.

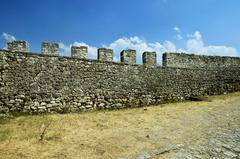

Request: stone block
left=143, top=52, right=157, bottom=66
left=97, top=48, right=113, bottom=61
left=7, top=41, right=29, bottom=52
left=41, top=42, right=59, bottom=55
left=120, top=49, right=136, bottom=64
left=71, top=46, right=88, bottom=59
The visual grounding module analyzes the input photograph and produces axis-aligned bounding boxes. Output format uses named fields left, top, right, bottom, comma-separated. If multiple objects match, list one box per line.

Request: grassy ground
left=0, top=92, right=240, bottom=159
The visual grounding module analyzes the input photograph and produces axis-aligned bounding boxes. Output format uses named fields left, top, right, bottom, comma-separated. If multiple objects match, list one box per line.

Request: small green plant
left=39, top=120, right=52, bottom=141
left=0, top=115, right=12, bottom=125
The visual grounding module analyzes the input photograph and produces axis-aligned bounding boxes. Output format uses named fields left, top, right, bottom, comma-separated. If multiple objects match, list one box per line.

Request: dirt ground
left=0, top=93, right=240, bottom=159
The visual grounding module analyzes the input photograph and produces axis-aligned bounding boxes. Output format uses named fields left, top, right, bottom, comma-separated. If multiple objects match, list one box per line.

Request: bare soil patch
left=0, top=93, right=240, bottom=159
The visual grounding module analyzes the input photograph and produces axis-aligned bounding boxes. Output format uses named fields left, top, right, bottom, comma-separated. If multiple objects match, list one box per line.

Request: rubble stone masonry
left=1, top=41, right=240, bottom=114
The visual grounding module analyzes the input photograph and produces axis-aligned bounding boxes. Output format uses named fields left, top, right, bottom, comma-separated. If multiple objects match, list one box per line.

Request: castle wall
left=97, top=48, right=113, bottom=61
left=7, top=41, right=29, bottom=52
left=42, top=42, right=59, bottom=55
left=120, top=49, right=136, bottom=64
left=1, top=49, right=240, bottom=114
left=143, top=52, right=156, bottom=66
left=163, top=53, right=240, bottom=68
left=71, top=46, right=88, bottom=59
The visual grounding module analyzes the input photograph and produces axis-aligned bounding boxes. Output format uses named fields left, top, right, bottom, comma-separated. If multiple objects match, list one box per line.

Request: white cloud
left=173, top=26, right=180, bottom=33
left=59, top=32, right=238, bottom=64
left=2, top=33, right=16, bottom=42
left=59, top=37, right=177, bottom=64
left=104, top=36, right=176, bottom=64
left=176, top=34, right=183, bottom=40
left=59, top=42, right=70, bottom=56
left=0, top=29, right=233, bottom=63
left=72, top=42, right=98, bottom=59
left=59, top=42, right=98, bottom=59
left=173, top=26, right=183, bottom=40
left=185, top=31, right=237, bottom=56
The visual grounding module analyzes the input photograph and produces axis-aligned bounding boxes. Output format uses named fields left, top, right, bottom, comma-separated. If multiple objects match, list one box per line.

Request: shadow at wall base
left=0, top=90, right=238, bottom=115
left=1, top=50, right=240, bottom=114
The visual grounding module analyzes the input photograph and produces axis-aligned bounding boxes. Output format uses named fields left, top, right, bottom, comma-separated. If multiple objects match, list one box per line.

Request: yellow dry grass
left=0, top=92, right=240, bottom=159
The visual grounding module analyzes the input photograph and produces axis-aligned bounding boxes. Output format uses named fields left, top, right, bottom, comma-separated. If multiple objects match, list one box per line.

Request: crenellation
left=41, top=42, right=59, bottom=55
left=97, top=48, right=113, bottom=61
left=143, top=52, right=157, bottom=66
left=71, top=46, right=88, bottom=59
left=120, top=49, right=136, bottom=64
left=163, top=53, right=240, bottom=68
left=1, top=40, right=240, bottom=114
left=7, top=40, right=29, bottom=52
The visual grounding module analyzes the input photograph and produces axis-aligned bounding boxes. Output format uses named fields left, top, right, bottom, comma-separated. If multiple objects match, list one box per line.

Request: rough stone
left=163, top=52, right=240, bottom=68
left=7, top=41, right=29, bottom=52
left=71, top=46, right=88, bottom=59
left=143, top=52, right=156, bottom=66
left=0, top=49, right=240, bottom=114
left=120, top=49, right=136, bottom=64
left=41, top=42, right=59, bottom=55
left=97, top=48, right=113, bottom=61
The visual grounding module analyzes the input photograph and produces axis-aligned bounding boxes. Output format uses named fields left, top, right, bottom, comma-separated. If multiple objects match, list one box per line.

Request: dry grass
left=0, top=92, right=240, bottom=159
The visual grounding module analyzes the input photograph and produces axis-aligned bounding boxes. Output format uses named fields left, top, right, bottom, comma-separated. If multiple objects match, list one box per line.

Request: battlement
left=41, top=42, right=59, bottom=55
left=143, top=52, right=157, bottom=66
left=98, top=48, right=113, bottom=62
left=71, top=46, right=88, bottom=59
left=1, top=40, right=240, bottom=114
left=6, top=40, right=159, bottom=66
left=6, top=40, right=240, bottom=68
left=7, top=41, right=29, bottom=52
left=163, top=52, right=240, bottom=68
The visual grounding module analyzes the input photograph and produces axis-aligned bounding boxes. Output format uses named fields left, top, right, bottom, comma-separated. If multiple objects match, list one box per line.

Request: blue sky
left=0, top=0, right=240, bottom=63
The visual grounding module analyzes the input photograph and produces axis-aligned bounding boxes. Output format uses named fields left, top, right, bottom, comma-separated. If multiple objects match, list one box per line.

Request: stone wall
left=97, top=48, right=113, bottom=62
left=71, top=46, right=88, bottom=59
left=120, top=49, right=136, bottom=64
left=7, top=41, right=29, bottom=52
left=163, top=53, right=240, bottom=68
left=1, top=48, right=240, bottom=114
left=143, top=52, right=157, bottom=66
left=42, top=42, right=59, bottom=55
